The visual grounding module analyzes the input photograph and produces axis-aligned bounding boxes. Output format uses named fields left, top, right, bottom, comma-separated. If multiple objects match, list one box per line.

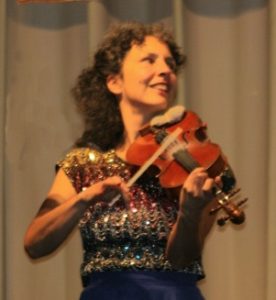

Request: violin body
left=126, top=107, right=247, bottom=226
left=127, top=110, right=227, bottom=188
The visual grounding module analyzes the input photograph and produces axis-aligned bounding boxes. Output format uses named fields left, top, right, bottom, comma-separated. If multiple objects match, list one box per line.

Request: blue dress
left=80, top=271, right=204, bottom=300
left=58, top=148, right=205, bottom=300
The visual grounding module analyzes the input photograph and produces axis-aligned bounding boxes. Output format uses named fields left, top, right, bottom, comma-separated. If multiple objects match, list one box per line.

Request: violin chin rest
left=150, top=105, right=186, bottom=127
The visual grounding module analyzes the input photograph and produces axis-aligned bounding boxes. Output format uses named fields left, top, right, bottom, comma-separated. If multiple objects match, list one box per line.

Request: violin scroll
left=210, top=173, right=248, bottom=226
left=210, top=166, right=248, bottom=226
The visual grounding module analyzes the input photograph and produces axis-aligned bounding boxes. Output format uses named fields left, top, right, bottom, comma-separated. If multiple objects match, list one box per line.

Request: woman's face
left=107, top=36, right=177, bottom=113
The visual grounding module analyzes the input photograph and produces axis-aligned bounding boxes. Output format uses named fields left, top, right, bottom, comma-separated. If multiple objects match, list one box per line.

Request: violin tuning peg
left=228, top=188, right=241, bottom=199
left=237, top=198, right=248, bottom=207
left=209, top=204, right=223, bottom=215
left=217, top=216, right=229, bottom=226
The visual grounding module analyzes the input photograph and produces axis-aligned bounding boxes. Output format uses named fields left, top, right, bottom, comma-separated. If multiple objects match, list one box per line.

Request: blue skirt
left=80, top=271, right=205, bottom=300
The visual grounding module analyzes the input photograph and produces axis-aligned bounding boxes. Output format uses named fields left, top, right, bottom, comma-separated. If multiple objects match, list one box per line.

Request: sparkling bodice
left=57, top=147, right=204, bottom=286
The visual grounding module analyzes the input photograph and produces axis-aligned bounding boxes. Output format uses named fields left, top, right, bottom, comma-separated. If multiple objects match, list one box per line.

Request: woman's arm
left=166, top=167, right=219, bottom=267
left=24, top=169, right=126, bottom=259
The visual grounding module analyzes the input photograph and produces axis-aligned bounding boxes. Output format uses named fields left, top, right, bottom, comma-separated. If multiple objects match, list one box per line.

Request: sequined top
left=57, top=147, right=204, bottom=287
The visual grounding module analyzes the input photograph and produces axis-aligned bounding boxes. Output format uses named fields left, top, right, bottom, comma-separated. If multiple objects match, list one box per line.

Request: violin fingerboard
left=173, top=149, right=199, bottom=172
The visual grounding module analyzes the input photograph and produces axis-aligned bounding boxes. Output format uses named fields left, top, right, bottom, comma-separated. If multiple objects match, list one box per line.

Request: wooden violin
left=125, top=105, right=247, bottom=226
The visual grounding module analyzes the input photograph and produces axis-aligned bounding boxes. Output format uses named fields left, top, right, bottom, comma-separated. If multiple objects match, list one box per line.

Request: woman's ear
left=106, top=74, right=123, bottom=95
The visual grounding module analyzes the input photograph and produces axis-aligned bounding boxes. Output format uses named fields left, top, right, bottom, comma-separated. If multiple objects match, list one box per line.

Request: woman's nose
left=157, top=59, right=173, bottom=76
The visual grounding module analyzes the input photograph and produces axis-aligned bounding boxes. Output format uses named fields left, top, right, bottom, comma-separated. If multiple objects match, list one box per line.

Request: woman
left=24, top=21, right=219, bottom=300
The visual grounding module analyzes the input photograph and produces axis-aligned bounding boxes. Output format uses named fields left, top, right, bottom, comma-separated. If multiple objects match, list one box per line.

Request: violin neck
left=173, top=149, right=199, bottom=173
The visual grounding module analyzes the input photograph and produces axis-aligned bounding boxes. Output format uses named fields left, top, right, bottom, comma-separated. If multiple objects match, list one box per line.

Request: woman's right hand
left=79, top=176, right=129, bottom=204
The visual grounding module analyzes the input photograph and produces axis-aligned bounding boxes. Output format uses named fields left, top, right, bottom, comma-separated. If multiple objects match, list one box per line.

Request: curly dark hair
left=72, top=21, right=186, bottom=151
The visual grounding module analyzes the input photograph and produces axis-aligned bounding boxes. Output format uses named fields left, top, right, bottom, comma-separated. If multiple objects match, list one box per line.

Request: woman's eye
left=142, top=56, right=155, bottom=64
left=166, top=58, right=177, bottom=72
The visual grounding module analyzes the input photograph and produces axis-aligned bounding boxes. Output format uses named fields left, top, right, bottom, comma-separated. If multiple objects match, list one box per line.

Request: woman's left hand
left=179, top=167, right=220, bottom=220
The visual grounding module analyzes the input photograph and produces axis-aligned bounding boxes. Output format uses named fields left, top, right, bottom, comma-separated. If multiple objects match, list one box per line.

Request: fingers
left=179, top=168, right=218, bottom=217
left=101, top=176, right=128, bottom=193
left=183, top=167, right=216, bottom=198
left=214, top=175, right=222, bottom=188
left=82, top=176, right=129, bottom=204
left=101, top=176, right=129, bottom=203
left=202, top=177, right=215, bottom=193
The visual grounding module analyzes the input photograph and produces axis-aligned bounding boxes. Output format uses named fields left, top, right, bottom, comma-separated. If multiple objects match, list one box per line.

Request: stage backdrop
left=1, top=0, right=275, bottom=300
left=17, top=0, right=84, bottom=3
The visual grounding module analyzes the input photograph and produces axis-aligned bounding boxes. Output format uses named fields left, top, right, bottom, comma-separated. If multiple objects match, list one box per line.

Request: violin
left=125, top=106, right=247, bottom=226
